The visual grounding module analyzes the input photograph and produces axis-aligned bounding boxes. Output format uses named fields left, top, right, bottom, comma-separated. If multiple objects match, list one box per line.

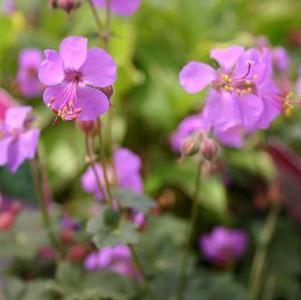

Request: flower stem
left=177, top=162, right=202, bottom=299
left=96, top=119, right=114, bottom=206
left=86, top=0, right=104, bottom=34
left=129, top=244, right=156, bottom=300
left=249, top=203, right=281, bottom=300
left=84, top=133, right=111, bottom=206
left=31, top=153, right=64, bottom=258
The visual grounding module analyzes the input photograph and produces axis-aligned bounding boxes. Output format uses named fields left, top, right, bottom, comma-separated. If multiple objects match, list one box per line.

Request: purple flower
left=81, top=147, right=143, bottom=200
left=180, top=46, right=282, bottom=133
left=92, top=0, right=141, bottom=16
left=17, top=49, right=43, bottom=98
left=84, top=245, right=138, bottom=278
left=38, top=36, right=116, bottom=121
left=0, top=106, right=40, bottom=173
left=272, top=47, right=289, bottom=72
left=171, top=113, right=244, bottom=150
left=200, top=226, right=248, bottom=265
left=0, top=89, right=16, bottom=122
left=1, top=0, right=15, bottom=14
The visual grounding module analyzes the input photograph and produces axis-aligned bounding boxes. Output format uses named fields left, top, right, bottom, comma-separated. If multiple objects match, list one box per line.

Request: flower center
left=65, top=70, right=82, bottom=83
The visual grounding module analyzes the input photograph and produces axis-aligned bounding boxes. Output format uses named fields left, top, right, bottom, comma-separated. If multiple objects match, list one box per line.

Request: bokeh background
left=1, top=0, right=301, bottom=299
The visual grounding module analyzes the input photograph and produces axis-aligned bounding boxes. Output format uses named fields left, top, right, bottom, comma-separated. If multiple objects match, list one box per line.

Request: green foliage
left=87, top=207, right=139, bottom=248
left=112, top=188, right=155, bottom=213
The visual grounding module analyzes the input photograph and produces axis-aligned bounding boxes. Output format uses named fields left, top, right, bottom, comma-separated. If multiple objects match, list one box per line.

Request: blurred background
left=1, top=0, right=301, bottom=299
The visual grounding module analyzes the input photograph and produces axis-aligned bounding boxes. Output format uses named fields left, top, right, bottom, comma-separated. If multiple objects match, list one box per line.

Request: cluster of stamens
left=48, top=97, right=82, bottom=122
left=283, top=92, right=293, bottom=117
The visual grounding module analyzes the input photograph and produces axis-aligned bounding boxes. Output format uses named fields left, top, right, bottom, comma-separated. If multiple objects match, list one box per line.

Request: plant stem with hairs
left=31, top=152, right=64, bottom=258
left=249, top=203, right=281, bottom=300
left=177, top=162, right=202, bottom=299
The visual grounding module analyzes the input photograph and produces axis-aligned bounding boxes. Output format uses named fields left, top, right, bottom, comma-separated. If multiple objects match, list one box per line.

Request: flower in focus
left=0, top=88, right=16, bottom=121
left=17, top=48, right=43, bottom=98
left=84, top=245, right=138, bottom=279
left=38, top=36, right=116, bottom=121
left=200, top=226, right=248, bottom=265
left=81, top=147, right=143, bottom=200
left=92, top=0, right=141, bottom=16
left=0, top=106, right=40, bottom=172
left=180, top=46, right=282, bottom=135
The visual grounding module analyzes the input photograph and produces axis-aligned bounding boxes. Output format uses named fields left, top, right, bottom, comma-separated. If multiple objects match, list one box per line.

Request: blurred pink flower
left=0, top=88, right=16, bottom=122
left=17, top=48, right=43, bottom=98
left=93, top=0, right=141, bottom=16
left=0, top=106, right=40, bottom=172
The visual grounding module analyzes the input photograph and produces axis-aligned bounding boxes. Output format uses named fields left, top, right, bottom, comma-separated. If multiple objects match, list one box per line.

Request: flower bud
left=77, top=120, right=97, bottom=136
left=99, top=85, right=114, bottom=100
left=67, top=244, right=89, bottom=262
left=200, top=138, right=219, bottom=161
left=49, top=0, right=81, bottom=13
left=180, top=135, right=200, bottom=158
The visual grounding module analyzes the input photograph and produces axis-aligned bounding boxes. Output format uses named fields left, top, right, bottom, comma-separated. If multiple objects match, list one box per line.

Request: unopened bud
left=99, top=85, right=114, bottom=100
left=77, top=120, right=97, bottom=136
left=180, top=136, right=200, bottom=158
left=49, top=0, right=81, bottom=13
left=200, top=138, right=219, bottom=161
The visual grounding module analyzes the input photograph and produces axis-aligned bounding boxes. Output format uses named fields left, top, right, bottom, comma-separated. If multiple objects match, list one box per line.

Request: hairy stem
left=31, top=153, right=64, bottom=258
left=86, top=0, right=104, bottom=34
left=177, top=162, right=202, bottom=299
left=249, top=203, right=281, bottom=300
left=129, top=245, right=156, bottom=300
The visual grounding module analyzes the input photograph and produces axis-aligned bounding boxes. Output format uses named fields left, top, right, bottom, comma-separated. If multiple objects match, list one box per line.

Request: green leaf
left=87, top=208, right=139, bottom=248
left=112, top=188, right=155, bottom=213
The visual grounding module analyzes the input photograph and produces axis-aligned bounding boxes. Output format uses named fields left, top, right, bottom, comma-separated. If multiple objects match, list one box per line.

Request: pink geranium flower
left=17, top=48, right=43, bottom=98
left=180, top=46, right=282, bottom=133
left=0, top=88, right=16, bottom=122
left=0, top=106, right=40, bottom=173
left=93, top=0, right=141, bottom=16
left=38, top=36, right=116, bottom=121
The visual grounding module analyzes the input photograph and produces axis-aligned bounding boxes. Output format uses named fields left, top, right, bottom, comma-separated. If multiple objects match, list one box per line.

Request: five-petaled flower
left=17, top=48, right=43, bottom=98
left=180, top=46, right=282, bottom=136
left=0, top=106, right=40, bottom=173
left=92, top=0, right=141, bottom=16
left=38, top=36, right=116, bottom=121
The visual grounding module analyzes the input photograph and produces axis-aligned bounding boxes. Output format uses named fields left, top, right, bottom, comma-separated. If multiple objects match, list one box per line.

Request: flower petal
left=210, top=46, right=244, bottom=72
left=179, top=62, right=216, bottom=94
left=18, top=128, right=40, bottom=160
left=0, top=136, right=13, bottom=166
left=5, top=106, right=32, bottom=129
left=38, top=50, right=64, bottom=86
left=214, top=126, right=244, bottom=148
left=59, top=36, right=88, bottom=70
left=203, top=90, right=240, bottom=131
left=235, top=94, right=264, bottom=130
left=76, top=86, right=110, bottom=121
left=81, top=48, right=117, bottom=87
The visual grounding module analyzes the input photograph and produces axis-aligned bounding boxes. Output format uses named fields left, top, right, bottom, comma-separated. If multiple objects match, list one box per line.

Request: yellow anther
left=69, top=100, right=74, bottom=108
left=75, top=108, right=82, bottom=114
left=253, top=74, right=258, bottom=80
left=245, top=80, right=252, bottom=86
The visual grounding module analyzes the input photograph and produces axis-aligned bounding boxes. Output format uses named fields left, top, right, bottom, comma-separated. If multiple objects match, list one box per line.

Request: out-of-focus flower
left=0, top=106, right=40, bottom=172
left=49, top=0, right=81, bottom=13
left=272, top=47, right=290, bottom=72
left=92, top=0, right=141, bottom=16
left=0, top=88, right=16, bottom=121
left=84, top=245, right=138, bottom=279
left=0, top=0, right=15, bottom=14
left=200, top=226, right=248, bottom=265
left=17, top=48, right=43, bottom=98
left=81, top=147, right=143, bottom=200
left=297, top=66, right=301, bottom=96
left=38, top=36, right=116, bottom=121
left=0, top=195, right=21, bottom=231
left=67, top=244, right=90, bottom=262
left=180, top=46, right=282, bottom=134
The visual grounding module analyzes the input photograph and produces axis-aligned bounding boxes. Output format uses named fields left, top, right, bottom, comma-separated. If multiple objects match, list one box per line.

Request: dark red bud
left=67, top=244, right=89, bottom=262
left=200, top=138, right=219, bottom=161
left=76, top=120, right=97, bottom=136
left=49, top=0, right=81, bottom=13
left=60, top=229, right=75, bottom=244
